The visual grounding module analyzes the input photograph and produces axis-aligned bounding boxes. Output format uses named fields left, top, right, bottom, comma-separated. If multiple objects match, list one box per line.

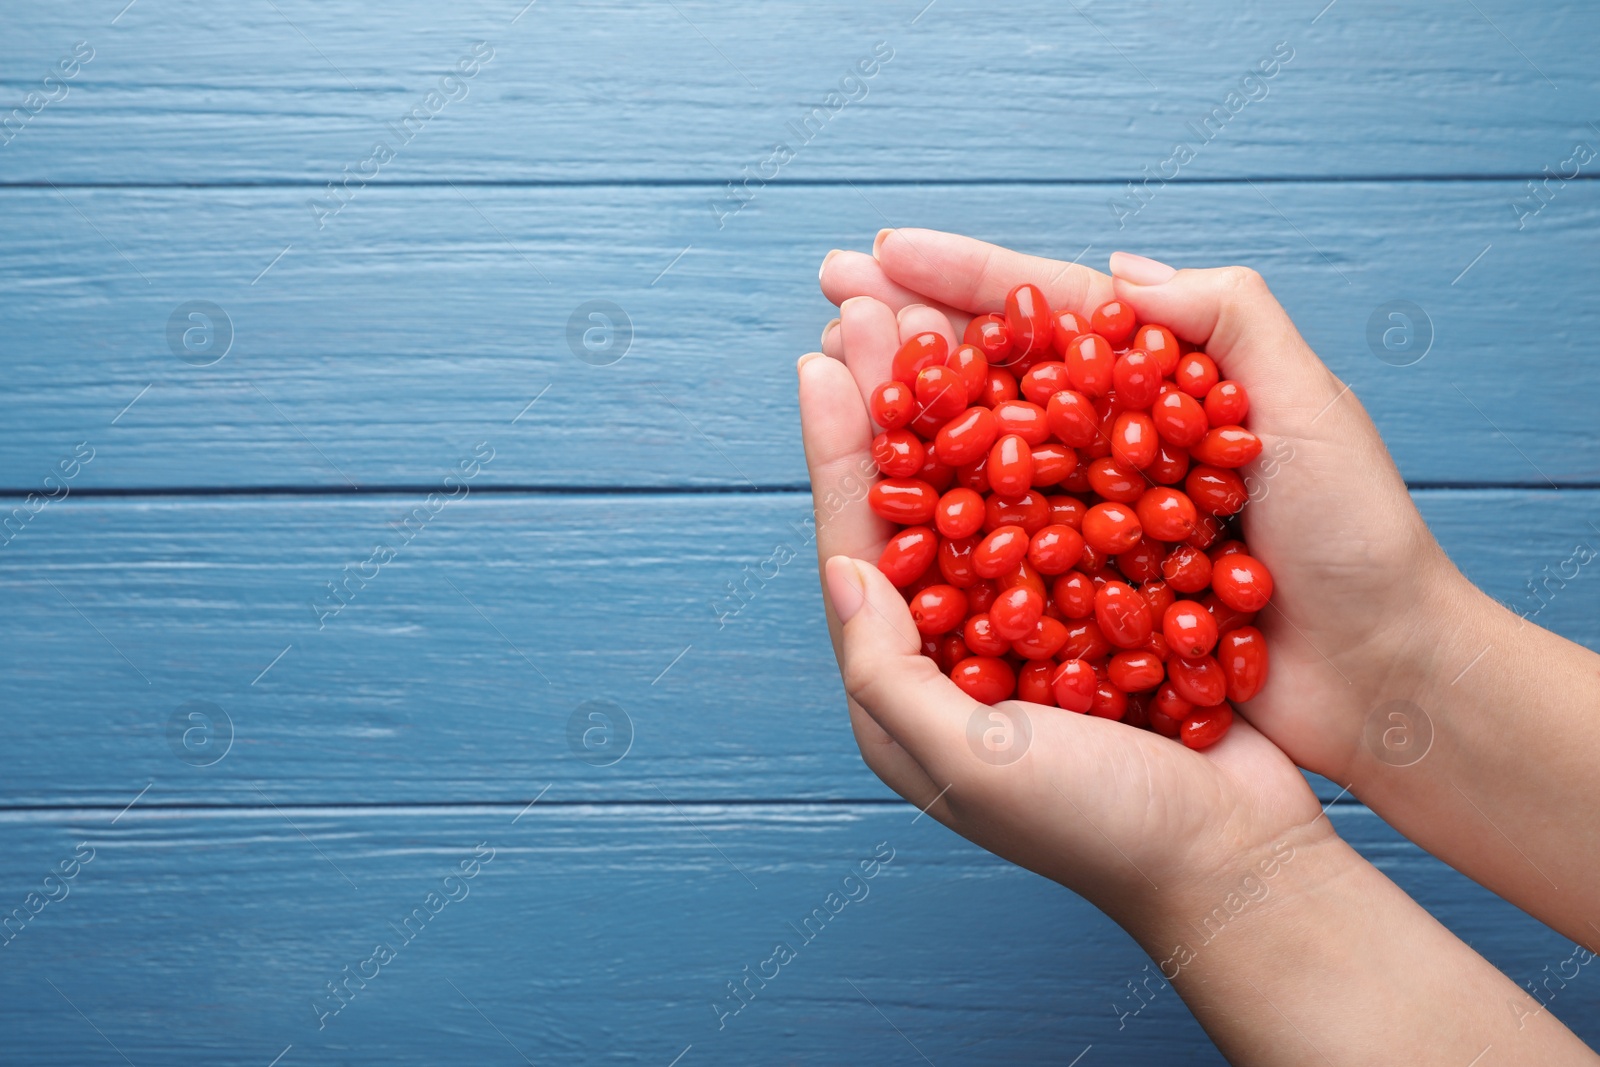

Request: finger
left=849, top=708, right=946, bottom=811
left=821, top=316, right=842, bottom=360
left=798, top=351, right=890, bottom=564
left=797, top=354, right=944, bottom=806
left=896, top=302, right=960, bottom=354
left=1107, top=254, right=1339, bottom=424
left=875, top=228, right=1115, bottom=317
left=822, top=249, right=972, bottom=334
left=825, top=555, right=970, bottom=771
left=838, top=295, right=901, bottom=410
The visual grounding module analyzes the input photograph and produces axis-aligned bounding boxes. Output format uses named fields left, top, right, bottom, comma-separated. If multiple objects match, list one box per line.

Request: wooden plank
left=0, top=1, right=1594, bottom=184
left=1, top=180, right=1596, bottom=490
left=0, top=804, right=1591, bottom=1065
left=0, top=489, right=1593, bottom=807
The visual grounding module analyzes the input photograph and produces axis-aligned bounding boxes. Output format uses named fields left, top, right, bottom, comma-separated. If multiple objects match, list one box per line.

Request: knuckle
left=1218, top=265, right=1266, bottom=294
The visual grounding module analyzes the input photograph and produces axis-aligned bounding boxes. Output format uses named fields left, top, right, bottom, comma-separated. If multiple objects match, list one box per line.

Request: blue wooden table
left=3, top=1, right=1597, bottom=1062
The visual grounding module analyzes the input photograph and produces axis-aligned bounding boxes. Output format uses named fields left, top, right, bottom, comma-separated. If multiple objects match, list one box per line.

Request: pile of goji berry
left=865, top=284, right=1270, bottom=749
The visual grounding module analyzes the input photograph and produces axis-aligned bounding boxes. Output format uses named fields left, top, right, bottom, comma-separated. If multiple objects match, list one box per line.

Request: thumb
left=1107, top=253, right=1341, bottom=424
left=824, top=555, right=970, bottom=769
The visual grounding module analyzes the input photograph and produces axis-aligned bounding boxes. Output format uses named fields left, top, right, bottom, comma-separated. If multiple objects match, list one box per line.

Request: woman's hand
left=817, top=229, right=1461, bottom=790
left=796, top=270, right=1332, bottom=927
left=818, top=229, right=1600, bottom=956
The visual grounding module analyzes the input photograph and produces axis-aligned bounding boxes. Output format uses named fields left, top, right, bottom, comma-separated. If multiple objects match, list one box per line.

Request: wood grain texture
left=1, top=181, right=1596, bottom=491
left=0, top=490, right=1593, bottom=807
left=0, top=805, right=1592, bottom=1065
left=0, top=1, right=1594, bottom=184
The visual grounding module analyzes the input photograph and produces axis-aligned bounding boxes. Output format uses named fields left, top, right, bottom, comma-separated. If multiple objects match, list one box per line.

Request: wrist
left=1111, top=814, right=1349, bottom=965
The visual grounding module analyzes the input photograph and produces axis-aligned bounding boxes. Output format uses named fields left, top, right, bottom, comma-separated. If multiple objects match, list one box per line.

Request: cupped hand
left=797, top=277, right=1330, bottom=923
left=816, top=229, right=1463, bottom=789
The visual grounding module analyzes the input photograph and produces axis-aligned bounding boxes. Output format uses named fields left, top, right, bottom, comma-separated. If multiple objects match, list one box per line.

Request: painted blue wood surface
left=0, top=806, right=1594, bottom=1065
left=0, top=489, right=1593, bottom=808
left=4, top=0, right=1598, bottom=1062
left=0, top=0, right=1595, bottom=184
left=1, top=181, right=1598, bottom=490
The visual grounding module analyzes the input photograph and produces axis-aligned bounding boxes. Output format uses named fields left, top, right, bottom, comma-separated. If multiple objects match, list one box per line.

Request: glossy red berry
left=1162, top=600, right=1219, bottom=658
left=1112, top=349, right=1164, bottom=409
left=991, top=400, right=1050, bottom=445
left=1050, top=658, right=1096, bottom=712
left=871, top=429, right=926, bottom=478
left=962, top=613, right=1011, bottom=657
left=915, top=365, right=967, bottom=420
left=984, top=490, right=1051, bottom=535
left=1019, top=362, right=1071, bottom=406
left=1133, top=324, right=1180, bottom=376
left=987, top=434, right=1035, bottom=499
left=934, top=406, right=1001, bottom=468
left=1211, top=554, right=1274, bottom=612
left=1204, top=380, right=1250, bottom=426
left=1013, top=616, right=1069, bottom=660
left=1094, top=580, right=1154, bottom=649
left=1064, top=333, right=1116, bottom=397
left=1174, top=352, right=1219, bottom=398
left=870, top=381, right=915, bottom=429
left=1180, top=704, right=1233, bottom=750
left=1111, top=411, right=1159, bottom=470
left=973, top=525, right=1030, bottom=579
left=1088, top=682, right=1128, bottom=720
left=1135, top=487, right=1199, bottom=542
left=982, top=368, right=1019, bottom=407
left=951, top=656, right=1015, bottom=704
left=1004, top=284, right=1053, bottom=362
left=1029, top=442, right=1078, bottom=487
left=938, top=534, right=980, bottom=587
left=1084, top=458, right=1145, bottom=504
left=908, top=584, right=967, bottom=635
left=1046, top=389, right=1099, bottom=448
left=1146, top=443, right=1190, bottom=485
left=1114, top=537, right=1165, bottom=584
left=1190, top=426, right=1263, bottom=469
left=990, top=585, right=1045, bottom=642
left=1091, top=299, right=1137, bottom=347
left=1160, top=543, right=1213, bottom=593
left=945, top=344, right=991, bottom=405
left=879, top=526, right=938, bottom=587
left=1185, top=465, right=1248, bottom=516
left=1082, top=502, right=1143, bottom=555
left=1108, top=650, right=1165, bottom=692
left=1046, top=494, right=1087, bottom=530
left=1027, top=524, right=1085, bottom=575
left=1016, top=659, right=1057, bottom=704
left=1059, top=619, right=1113, bottom=662
left=1151, top=390, right=1208, bottom=447
left=892, top=331, right=949, bottom=385
left=1050, top=571, right=1097, bottom=619
left=1217, top=625, right=1268, bottom=702
left=963, top=314, right=1013, bottom=364
left=934, top=487, right=987, bottom=539
left=1167, top=654, right=1226, bottom=707
left=867, top=478, right=938, bottom=523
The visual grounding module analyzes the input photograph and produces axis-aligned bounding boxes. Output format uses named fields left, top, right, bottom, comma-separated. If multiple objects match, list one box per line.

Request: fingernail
left=1110, top=251, right=1177, bottom=286
left=820, top=249, right=842, bottom=281
left=826, top=556, right=866, bottom=623
left=797, top=352, right=823, bottom=375
left=821, top=317, right=840, bottom=348
left=873, top=228, right=894, bottom=257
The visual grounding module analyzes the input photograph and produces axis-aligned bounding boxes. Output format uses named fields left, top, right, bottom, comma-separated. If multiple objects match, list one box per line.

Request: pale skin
left=798, top=228, right=1600, bottom=1064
